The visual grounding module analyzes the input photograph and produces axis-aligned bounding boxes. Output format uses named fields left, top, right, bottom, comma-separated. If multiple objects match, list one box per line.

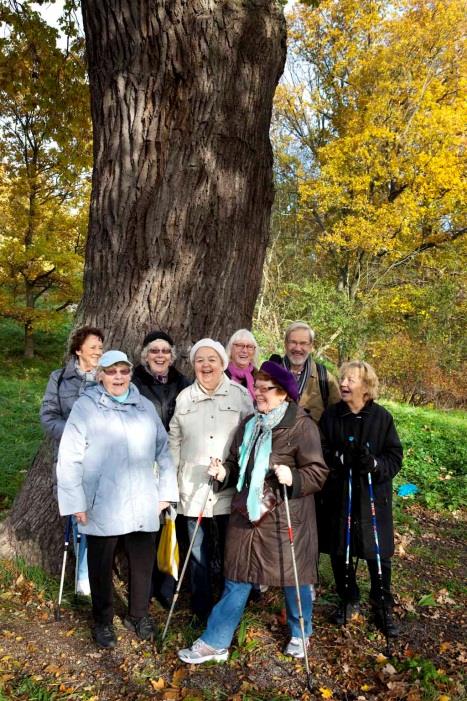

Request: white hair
left=140, top=339, right=176, bottom=366
left=284, top=321, right=315, bottom=344
left=226, top=329, right=260, bottom=367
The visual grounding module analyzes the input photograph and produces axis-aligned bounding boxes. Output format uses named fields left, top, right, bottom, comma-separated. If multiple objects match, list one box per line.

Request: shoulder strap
left=56, top=367, right=66, bottom=415
left=316, top=363, right=330, bottom=409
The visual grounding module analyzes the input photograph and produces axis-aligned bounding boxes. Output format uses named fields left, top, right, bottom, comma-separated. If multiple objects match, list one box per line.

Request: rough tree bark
left=0, top=0, right=286, bottom=571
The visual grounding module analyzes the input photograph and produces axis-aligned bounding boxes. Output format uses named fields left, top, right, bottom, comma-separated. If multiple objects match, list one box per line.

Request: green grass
left=0, top=319, right=71, bottom=508
left=383, top=400, right=467, bottom=512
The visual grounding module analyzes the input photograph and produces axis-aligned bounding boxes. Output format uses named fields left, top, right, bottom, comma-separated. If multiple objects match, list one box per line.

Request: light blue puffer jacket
left=57, top=383, right=178, bottom=536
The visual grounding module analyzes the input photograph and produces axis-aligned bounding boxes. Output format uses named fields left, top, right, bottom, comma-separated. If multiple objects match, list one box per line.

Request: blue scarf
left=236, top=401, right=288, bottom=522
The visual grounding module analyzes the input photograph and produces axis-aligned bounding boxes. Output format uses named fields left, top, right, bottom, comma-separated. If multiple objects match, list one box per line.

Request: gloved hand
left=358, top=445, right=378, bottom=474
left=208, top=457, right=226, bottom=482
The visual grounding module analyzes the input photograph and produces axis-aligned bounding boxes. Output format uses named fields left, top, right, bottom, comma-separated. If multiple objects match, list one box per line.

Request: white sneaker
left=178, top=638, right=229, bottom=664
left=76, top=579, right=91, bottom=596
left=285, top=636, right=310, bottom=658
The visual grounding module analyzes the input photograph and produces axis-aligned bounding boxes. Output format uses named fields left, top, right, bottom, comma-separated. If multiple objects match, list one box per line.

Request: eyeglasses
left=103, top=367, right=131, bottom=375
left=287, top=340, right=311, bottom=348
left=254, top=385, right=279, bottom=393
left=233, top=343, right=256, bottom=351
left=148, top=348, right=171, bottom=355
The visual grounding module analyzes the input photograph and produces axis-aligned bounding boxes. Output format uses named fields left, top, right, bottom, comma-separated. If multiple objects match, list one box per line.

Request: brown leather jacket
left=220, top=403, right=329, bottom=586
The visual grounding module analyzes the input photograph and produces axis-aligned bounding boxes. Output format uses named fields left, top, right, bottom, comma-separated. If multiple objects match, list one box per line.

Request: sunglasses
left=148, top=348, right=171, bottom=355
left=103, top=367, right=131, bottom=376
left=254, top=385, right=279, bottom=393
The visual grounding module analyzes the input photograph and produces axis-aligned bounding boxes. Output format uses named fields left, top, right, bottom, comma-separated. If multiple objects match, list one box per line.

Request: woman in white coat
left=169, top=339, right=253, bottom=620
left=57, top=350, right=178, bottom=649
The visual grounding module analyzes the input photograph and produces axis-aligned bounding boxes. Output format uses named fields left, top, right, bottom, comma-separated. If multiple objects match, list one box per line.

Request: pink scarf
left=227, top=362, right=256, bottom=400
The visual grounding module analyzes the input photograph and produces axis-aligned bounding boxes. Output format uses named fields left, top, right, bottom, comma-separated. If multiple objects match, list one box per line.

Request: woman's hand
left=273, top=464, right=293, bottom=486
left=158, top=501, right=170, bottom=514
left=74, top=511, right=88, bottom=525
left=208, top=457, right=226, bottom=482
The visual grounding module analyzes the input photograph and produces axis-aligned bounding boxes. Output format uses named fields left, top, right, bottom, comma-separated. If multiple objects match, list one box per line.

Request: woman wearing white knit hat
left=169, top=338, right=253, bottom=621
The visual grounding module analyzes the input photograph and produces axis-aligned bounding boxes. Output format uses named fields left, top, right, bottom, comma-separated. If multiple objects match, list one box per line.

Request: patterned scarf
left=227, top=361, right=256, bottom=400
left=283, top=354, right=311, bottom=398
left=236, top=401, right=288, bottom=522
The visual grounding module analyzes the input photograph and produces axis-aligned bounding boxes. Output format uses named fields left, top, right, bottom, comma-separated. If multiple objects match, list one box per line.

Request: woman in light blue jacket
left=57, top=350, right=178, bottom=650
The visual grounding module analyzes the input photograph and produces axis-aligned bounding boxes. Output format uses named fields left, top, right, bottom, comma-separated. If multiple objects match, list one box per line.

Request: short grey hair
left=284, top=321, right=315, bottom=344
left=141, top=339, right=177, bottom=366
left=226, top=329, right=260, bottom=367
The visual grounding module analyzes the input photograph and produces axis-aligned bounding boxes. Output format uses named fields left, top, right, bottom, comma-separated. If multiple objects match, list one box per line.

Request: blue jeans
left=72, top=516, right=89, bottom=584
left=201, top=578, right=313, bottom=650
left=186, top=515, right=229, bottom=618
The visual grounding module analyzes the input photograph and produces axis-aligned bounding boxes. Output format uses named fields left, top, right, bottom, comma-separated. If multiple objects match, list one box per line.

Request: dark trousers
left=87, top=531, right=156, bottom=624
left=186, top=514, right=229, bottom=618
left=330, top=553, right=394, bottom=607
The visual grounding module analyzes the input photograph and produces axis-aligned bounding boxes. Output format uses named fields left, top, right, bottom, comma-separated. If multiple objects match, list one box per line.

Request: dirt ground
left=0, top=504, right=465, bottom=701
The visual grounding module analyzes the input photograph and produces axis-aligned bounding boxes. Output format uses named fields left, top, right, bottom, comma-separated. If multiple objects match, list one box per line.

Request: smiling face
left=146, top=339, right=172, bottom=376
left=194, top=347, right=224, bottom=392
left=254, top=379, right=287, bottom=414
left=340, top=367, right=367, bottom=411
left=75, top=334, right=104, bottom=372
left=230, top=338, right=256, bottom=369
left=100, top=362, right=132, bottom=396
left=285, top=328, right=313, bottom=369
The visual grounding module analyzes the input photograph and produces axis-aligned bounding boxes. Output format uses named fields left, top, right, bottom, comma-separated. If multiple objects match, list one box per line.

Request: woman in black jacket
left=318, top=361, right=403, bottom=637
left=132, top=330, right=190, bottom=608
left=132, top=330, right=190, bottom=431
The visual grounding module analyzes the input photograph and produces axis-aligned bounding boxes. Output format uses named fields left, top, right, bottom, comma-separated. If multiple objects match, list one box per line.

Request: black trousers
left=87, top=531, right=156, bottom=624
left=330, top=553, right=394, bottom=607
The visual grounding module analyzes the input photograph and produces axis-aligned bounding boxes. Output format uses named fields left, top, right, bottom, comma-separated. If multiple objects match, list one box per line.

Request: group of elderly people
left=40, top=322, right=402, bottom=659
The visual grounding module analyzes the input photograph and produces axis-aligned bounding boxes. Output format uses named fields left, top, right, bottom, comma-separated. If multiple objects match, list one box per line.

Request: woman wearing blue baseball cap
left=57, top=350, right=178, bottom=649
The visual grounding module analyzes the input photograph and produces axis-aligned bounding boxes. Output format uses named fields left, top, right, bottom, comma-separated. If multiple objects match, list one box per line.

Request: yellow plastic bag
left=157, top=506, right=179, bottom=580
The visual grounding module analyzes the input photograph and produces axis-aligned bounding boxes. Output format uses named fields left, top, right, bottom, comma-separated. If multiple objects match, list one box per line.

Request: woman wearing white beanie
left=169, top=338, right=253, bottom=621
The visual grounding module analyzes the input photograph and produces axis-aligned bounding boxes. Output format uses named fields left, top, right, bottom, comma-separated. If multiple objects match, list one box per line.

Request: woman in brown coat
left=178, top=361, right=328, bottom=664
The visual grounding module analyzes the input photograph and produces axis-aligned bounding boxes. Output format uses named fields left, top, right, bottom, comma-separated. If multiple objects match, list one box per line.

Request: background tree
left=0, top=2, right=91, bottom=357
left=257, top=0, right=466, bottom=370
left=0, top=0, right=286, bottom=571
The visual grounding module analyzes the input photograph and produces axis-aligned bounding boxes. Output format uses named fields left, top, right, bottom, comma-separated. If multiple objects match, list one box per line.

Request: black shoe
left=123, top=614, right=156, bottom=641
left=331, top=601, right=360, bottom=626
left=372, top=607, right=400, bottom=638
left=93, top=623, right=116, bottom=649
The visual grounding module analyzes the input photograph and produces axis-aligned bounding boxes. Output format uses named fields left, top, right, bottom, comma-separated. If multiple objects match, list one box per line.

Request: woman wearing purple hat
left=177, top=360, right=329, bottom=664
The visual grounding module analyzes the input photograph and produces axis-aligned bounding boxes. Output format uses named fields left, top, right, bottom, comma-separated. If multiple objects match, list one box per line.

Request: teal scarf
left=236, top=401, right=288, bottom=522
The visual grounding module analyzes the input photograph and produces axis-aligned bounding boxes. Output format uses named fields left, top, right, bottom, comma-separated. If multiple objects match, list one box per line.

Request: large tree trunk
left=78, top=0, right=286, bottom=364
left=0, top=0, right=286, bottom=570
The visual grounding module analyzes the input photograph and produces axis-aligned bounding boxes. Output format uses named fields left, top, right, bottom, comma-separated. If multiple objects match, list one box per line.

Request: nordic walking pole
left=282, top=484, right=314, bottom=692
left=55, top=515, right=72, bottom=621
left=74, top=529, right=81, bottom=599
left=367, top=468, right=390, bottom=657
left=343, top=448, right=353, bottom=627
left=161, top=477, right=214, bottom=643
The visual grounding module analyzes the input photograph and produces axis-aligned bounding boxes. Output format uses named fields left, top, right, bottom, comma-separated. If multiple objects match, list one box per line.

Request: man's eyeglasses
left=103, top=367, right=131, bottom=376
left=148, top=348, right=171, bottom=355
left=233, top=343, right=256, bottom=351
left=254, top=385, right=279, bottom=393
left=287, top=340, right=311, bottom=348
